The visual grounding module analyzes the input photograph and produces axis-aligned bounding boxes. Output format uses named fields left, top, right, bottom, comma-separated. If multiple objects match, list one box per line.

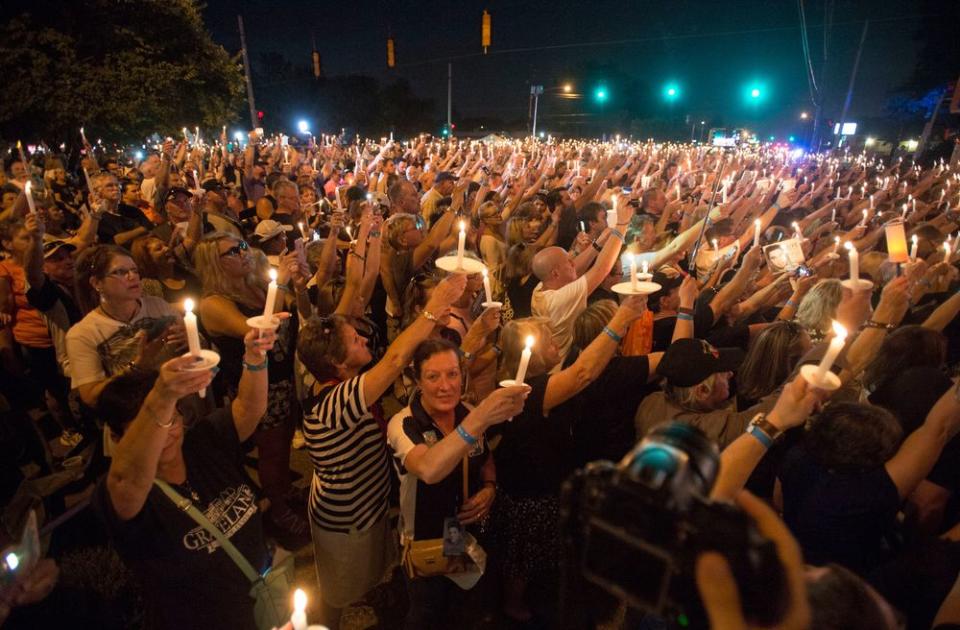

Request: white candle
left=23, top=181, right=36, bottom=215
left=482, top=269, right=493, bottom=303
left=642, top=260, right=649, bottom=275
left=910, top=235, right=918, bottom=261
left=814, top=320, right=848, bottom=383
left=836, top=188, right=841, bottom=200
left=80, top=127, right=88, bottom=145
left=182, top=127, right=189, bottom=142
left=195, top=126, right=201, bottom=147
left=721, top=184, right=728, bottom=204
left=792, top=221, right=803, bottom=241
left=845, top=241, right=860, bottom=282
left=902, top=203, right=908, bottom=218
left=183, top=298, right=202, bottom=358
left=833, top=237, right=840, bottom=255
left=831, top=207, right=836, bottom=224
left=753, top=219, right=761, bottom=247
left=298, top=221, right=308, bottom=240
left=870, top=194, right=874, bottom=209
left=860, top=209, right=868, bottom=227
left=263, top=268, right=279, bottom=318
left=628, top=254, right=639, bottom=291
left=291, top=589, right=307, bottom=630
left=945, top=241, right=952, bottom=262
left=456, top=220, right=466, bottom=269
left=193, top=170, right=200, bottom=190
left=515, top=335, right=534, bottom=385
left=712, top=238, right=719, bottom=253
left=912, top=199, right=916, bottom=213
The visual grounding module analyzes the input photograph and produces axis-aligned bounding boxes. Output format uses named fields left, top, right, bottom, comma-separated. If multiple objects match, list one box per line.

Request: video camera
left=560, top=422, right=788, bottom=628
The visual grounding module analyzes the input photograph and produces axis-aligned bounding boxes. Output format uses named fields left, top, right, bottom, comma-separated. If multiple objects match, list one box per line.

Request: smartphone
left=621, top=186, right=633, bottom=194
left=794, top=265, right=813, bottom=278
left=145, top=316, right=176, bottom=342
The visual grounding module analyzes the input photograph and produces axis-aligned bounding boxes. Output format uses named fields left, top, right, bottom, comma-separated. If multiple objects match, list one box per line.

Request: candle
left=23, top=181, right=36, bottom=215
left=482, top=268, right=493, bottom=303
left=456, top=220, right=466, bottom=269
left=722, top=185, right=727, bottom=204
left=195, top=126, right=201, bottom=147
left=16, top=141, right=28, bottom=172
left=628, top=254, right=639, bottom=291
left=263, top=268, right=279, bottom=319
left=515, top=335, right=534, bottom=385
left=193, top=170, right=200, bottom=190
left=80, top=127, right=88, bottom=145
left=183, top=298, right=203, bottom=358
left=885, top=222, right=909, bottom=264
left=642, top=260, right=649, bottom=275
left=579, top=220, right=587, bottom=233
left=912, top=199, right=917, bottom=213
left=82, top=166, right=94, bottom=193
left=831, top=207, right=836, bottom=224
left=712, top=238, right=719, bottom=253
left=298, top=221, right=308, bottom=240
left=182, top=127, right=189, bottom=142
left=836, top=188, right=840, bottom=200
left=753, top=219, right=761, bottom=247
left=910, top=234, right=919, bottom=261
left=833, top=236, right=840, bottom=255
left=814, top=320, right=848, bottom=383
left=945, top=241, right=952, bottom=262
left=792, top=221, right=803, bottom=241
left=902, top=203, right=908, bottom=219
left=860, top=209, right=868, bottom=227
left=291, top=589, right=307, bottom=630
left=845, top=241, right=860, bottom=282
left=870, top=194, right=874, bottom=210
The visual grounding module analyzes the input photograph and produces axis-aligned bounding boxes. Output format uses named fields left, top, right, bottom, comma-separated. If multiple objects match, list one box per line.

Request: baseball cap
left=253, top=219, right=294, bottom=244
left=434, top=171, right=456, bottom=184
left=42, top=239, right=77, bottom=259
left=162, top=186, right=193, bottom=205
left=646, top=271, right=683, bottom=307
left=201, top=179, right=226, bottom=193
left=658, top=338, right=745, bottom=388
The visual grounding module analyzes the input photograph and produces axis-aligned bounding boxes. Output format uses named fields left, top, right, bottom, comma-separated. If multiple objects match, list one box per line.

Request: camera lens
left=623, top=423, right=720, bottom=497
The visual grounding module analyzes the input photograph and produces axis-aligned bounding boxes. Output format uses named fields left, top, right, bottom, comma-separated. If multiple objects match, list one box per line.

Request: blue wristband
left=747, top=425, right=773, bottom=449
left=785, top=299, right=797, bottom=309
left=456, top=424, right=477, bottom=447
left=677, top=313, right=694, bottom=322
left=609, top=228, right=625, bottom=243
left=603, top=325, right=623, bottom=343
left=243, top=358, right=269, bottom=372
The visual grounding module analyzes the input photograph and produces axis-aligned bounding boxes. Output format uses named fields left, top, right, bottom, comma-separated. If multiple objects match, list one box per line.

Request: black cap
left=647, top=271, right=683, bottom=307
left=42, top=239, right=77, bottom=259
left=434, top=171, right=456, bottom=183
left=201, top=179, right=226, bottom=193
left=162, top=186, right=193, bottom=205
left=658, top=338, right=744, bottom=387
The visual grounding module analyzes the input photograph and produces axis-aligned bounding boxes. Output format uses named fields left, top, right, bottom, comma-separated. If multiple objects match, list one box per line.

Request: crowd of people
left=2, top=126, right=960, bottom=630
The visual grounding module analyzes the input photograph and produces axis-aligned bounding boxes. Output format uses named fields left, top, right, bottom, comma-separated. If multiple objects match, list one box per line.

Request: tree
left=0, top=0, right=245, bottom=143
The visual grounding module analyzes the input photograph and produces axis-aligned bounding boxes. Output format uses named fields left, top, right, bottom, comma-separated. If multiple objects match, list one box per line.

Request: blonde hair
left=499, top=317, right=552, bottom=381
left=796, top=278, right=843, bottom=335
left=193, top=232, right=263, bottom=302
left=664, top=373, right=718, bottom=411
left=572, top=300, right=617, bottom=351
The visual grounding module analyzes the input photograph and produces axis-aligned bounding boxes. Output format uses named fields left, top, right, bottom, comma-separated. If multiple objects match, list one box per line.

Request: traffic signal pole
left=238, top=15, right=258, bottom=130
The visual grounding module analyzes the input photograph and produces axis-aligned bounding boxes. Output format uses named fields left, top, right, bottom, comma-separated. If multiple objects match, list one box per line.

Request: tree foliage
left=0, top=0, right=245, bottom=143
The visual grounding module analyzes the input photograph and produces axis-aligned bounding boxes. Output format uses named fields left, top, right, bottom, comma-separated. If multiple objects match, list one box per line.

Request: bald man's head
left=532, top=246, right=576, bottom=288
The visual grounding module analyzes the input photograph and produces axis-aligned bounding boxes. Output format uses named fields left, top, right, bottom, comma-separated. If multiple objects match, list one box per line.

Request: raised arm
left=362, top=274, right=466, bottom=403
left=106, top=356, right=214, bottom=521
left=543, top=295, right=646, bottom=413
left=230, top=329, right=273, bottom=441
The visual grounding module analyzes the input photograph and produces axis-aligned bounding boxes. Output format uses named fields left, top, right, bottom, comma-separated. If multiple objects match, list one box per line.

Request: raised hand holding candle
left=910, top=234, right=919, bottom=261
left=23, top=181, right=36, bottom=215
left=183, top=298, right=202, bottom=358
left=482, top=268, right=493, bottom=303
left=845, top=241, right=860, bottom=282
left=753, top=219, right=761, bottom=247
left=263, top=268, right=279, bottom=319
left=515, top=335, right=534, bottom=385
left=291, top=589, right=307, bottom=630
left=814, top=321, right=847, bottom=383
left=456, top=220, right=466, bottom=269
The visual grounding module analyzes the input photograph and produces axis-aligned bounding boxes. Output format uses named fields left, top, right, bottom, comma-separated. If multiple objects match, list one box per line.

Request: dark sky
left=202, top=0, right=929, bottom=135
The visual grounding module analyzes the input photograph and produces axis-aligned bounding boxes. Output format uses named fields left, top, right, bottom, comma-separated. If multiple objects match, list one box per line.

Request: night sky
left=202, top=0, right=929, bottom=135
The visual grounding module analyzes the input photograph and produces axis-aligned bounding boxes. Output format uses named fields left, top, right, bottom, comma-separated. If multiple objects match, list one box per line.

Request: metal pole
left=837, top=20, right=868, bottom=148
left=447, top=62, right=452, bottom=130
left=532, top=91, right=540, bottom=138
left=917, top=89, right=949, bottom=157
left=238, top=15, right=257, bottom=129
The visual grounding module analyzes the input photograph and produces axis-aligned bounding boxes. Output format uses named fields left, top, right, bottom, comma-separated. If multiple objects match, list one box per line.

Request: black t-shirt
left=506, top=275, right=539, bottom=320
left=25, top=276, right=81, bottom=324
left=93, top=410, right=268, bottom=630
left=566, top=356, right=651, bottom=467
left=780, top=443, right=900, bottom=573
left=651, top=317, right=675, bottom=353
left=496, top=374, right=576, bottom=498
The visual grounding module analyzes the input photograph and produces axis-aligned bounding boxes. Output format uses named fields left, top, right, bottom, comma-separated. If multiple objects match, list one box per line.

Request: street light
left=800, top=111, right=809, bottom=120
left=595, top=87, right=608, bottom=102
left=297, top=120, right=310, bottom=134
left=750, top=88, right=761, bottom=99
left=563, top=83, right=572, bottom=93
left=664, top=84, right=679, bottom=100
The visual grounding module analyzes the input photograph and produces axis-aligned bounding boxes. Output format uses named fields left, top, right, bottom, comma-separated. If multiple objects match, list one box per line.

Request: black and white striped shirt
left=303, top=375, right=391, bottom=533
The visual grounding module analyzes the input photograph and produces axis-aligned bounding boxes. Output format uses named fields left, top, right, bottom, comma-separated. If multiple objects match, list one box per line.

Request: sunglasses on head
left=219, top=240, right=249, bottom=257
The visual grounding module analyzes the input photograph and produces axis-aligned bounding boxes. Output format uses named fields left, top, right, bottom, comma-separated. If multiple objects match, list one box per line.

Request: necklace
left=99, top=300, right=139, bottom=323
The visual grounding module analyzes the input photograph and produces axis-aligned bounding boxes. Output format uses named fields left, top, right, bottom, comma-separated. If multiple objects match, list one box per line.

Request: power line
left=392, top=12, right=937, bottom=70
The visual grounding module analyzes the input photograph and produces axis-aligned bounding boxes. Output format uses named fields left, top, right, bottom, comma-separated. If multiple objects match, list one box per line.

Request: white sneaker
left=292, top=429, right=306, bottom=450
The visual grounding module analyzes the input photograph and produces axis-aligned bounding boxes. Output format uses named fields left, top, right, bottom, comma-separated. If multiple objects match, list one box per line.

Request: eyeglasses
left=106, top=266, right=140, bottom=279
left=219, top=240, right=249, bottom=257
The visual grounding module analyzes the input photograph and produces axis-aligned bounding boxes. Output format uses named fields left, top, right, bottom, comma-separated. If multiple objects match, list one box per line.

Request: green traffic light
left=595, top=87, right=608, bottom=102
left=751, top=88, right=761, bottom=98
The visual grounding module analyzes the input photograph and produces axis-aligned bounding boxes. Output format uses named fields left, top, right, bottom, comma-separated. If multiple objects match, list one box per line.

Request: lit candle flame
left=268, top=268, right=278, bottom=282
left=831, top=320, right=848, bottom=342
left=524, top=335, right=535, bottom=350
left=184, top=298, right=194, bottom=313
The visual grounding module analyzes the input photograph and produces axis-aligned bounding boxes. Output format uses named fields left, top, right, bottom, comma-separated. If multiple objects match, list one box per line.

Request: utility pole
left=447, top=62, right=452, bottom=131
left=530, top=85, right=544, bottom=137
left=238, top=15, right=257, bottom=130
left=836, top=20, right=868, bottom=148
